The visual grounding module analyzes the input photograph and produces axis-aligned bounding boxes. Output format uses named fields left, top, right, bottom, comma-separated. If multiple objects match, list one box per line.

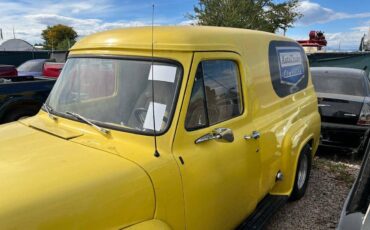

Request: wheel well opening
left=0, top=101, right=41, bottom=122
left=307, top=138, right=314, bottom=157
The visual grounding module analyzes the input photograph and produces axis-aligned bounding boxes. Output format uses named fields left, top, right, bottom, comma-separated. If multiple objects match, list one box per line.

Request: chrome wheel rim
left=297, top=154, right=308, bottom=189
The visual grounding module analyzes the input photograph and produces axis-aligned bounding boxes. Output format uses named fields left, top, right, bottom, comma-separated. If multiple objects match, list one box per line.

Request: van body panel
left=0, top=26, right=320, bottom=229
left=172, top=51, right=261, bottom=229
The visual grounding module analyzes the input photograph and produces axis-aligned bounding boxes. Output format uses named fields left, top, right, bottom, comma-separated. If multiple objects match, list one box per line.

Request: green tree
left=188, top=0, right=302, bottom=34
left=56, top=38, right=76, bottom=50
left=41, top=24, right=77, bottom=50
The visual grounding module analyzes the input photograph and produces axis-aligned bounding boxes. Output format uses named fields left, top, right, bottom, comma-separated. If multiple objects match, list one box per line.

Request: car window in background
left=17, top=59, right=45, bottom=72
left=312, top=71, right=366, bottom=96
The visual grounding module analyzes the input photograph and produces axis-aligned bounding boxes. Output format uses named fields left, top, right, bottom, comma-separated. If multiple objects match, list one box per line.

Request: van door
left=172, top=52, right=261, bottom=229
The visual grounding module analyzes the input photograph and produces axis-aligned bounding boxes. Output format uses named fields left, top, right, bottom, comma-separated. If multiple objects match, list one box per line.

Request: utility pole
left=366, top=27, right=370, bottom=51
left=338, top=39, right=341, bottom=51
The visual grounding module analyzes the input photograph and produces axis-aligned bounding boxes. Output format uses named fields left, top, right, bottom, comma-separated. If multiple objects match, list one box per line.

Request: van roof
left=71, top=26, right=290, bottom=53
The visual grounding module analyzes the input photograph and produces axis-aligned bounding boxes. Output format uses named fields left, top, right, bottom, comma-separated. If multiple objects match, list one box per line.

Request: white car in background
left=17, top=59, right=53, bottom=77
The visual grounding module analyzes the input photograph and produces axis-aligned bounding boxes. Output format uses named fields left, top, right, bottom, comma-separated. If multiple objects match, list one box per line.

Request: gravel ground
left=265, top=154, right=361, bottom=230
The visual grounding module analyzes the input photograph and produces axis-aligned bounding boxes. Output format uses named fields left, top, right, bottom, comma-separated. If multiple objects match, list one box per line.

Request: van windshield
left=47, top=57, right=182, bottom=134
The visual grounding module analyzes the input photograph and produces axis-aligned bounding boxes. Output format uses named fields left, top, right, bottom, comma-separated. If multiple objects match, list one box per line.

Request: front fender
left=0, top=122, right=156, bottom=229
left=270, top=112, right=320, bottom=195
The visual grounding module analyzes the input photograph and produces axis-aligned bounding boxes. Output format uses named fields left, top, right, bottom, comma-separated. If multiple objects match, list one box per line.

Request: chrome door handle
left=244, top=131, right=260, bottom=140
left=195, top=128, right=234, bottom=144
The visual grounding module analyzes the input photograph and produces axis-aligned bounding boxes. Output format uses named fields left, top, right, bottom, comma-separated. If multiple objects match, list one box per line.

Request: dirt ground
left=265, top=151, right=361, bottom=230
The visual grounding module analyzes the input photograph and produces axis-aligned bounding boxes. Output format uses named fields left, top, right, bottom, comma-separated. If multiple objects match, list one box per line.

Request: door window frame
left=184, top=54, right=246, bottom=132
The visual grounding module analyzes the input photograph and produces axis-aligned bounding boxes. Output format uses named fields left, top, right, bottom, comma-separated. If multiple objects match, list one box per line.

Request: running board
left=236, top=195, right=289, bottom=230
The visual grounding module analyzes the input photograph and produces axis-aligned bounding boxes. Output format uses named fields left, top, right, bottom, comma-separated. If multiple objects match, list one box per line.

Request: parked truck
left=0, top=76, right=55, bottom=123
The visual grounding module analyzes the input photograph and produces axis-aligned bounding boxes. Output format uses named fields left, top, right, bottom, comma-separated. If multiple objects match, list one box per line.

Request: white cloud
left=0, top=0, right=153, bottom=45
left=352, top=20, right=370, bottom=33
left=24, top=14, right=145, bottom=38
left=297, top=0, right=370, bottom=25
left=70, top=3, right=96, bottom=14
left=178, top=19, right=197, bottom=25
left=26, top=14, right=101, bottom=27
left=322, top=19, right=370, bottom=51
left=289, top=1, right=370, bottom=50
left=289, top=29, right=366, bottom=51
left=324, top=31, right=363, bottom=51
left=4, top=0, right=367, bottom=51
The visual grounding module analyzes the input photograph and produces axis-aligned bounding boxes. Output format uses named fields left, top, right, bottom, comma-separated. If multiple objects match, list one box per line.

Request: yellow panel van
left=0, top=26, right=320, bottom=229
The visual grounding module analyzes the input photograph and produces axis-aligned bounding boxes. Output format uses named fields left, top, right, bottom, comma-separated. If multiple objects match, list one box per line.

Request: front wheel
left=290, top=145, right=312, bottom=201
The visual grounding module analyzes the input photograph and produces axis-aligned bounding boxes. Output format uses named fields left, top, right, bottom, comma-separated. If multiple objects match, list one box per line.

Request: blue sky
left=0, top=0, right=369, bottom=51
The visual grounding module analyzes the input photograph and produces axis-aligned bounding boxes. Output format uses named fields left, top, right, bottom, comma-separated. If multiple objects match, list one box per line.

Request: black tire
left=3, top=107, right=39, bottom=123
left=289, top=144, right=312, bottom=201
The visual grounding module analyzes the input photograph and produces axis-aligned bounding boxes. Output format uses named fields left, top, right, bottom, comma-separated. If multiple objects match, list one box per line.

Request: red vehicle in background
left=0, top=65, right=17, bottom=77
left=297, top=31, right=327, bottom=53
left=42, top=62, right=64, bottom=78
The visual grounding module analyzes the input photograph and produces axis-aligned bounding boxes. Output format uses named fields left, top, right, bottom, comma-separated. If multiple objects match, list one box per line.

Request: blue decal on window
left=276, top=47, right=305, bottom=85
left=268, top=41, right=308, bottom=97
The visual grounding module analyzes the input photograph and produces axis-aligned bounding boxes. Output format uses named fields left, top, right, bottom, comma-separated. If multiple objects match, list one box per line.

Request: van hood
left=0, top=122, right=155, bottom=229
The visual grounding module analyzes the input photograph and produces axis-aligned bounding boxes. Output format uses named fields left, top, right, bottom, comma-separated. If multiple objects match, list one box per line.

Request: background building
left=0, top=39, right=36, bottom=51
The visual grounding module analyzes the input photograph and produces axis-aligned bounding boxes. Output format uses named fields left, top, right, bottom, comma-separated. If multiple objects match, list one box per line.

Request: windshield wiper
left=43, top=103, right=57, bottom=121
left=66, top=111, right=110, bottom=135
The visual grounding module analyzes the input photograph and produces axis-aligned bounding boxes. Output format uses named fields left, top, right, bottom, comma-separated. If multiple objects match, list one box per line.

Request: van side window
left=185, top=60, right=243, bottom=130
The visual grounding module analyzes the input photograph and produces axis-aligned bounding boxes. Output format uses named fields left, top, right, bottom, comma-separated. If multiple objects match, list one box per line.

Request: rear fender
left=270, top=115, right=319, bottom=195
